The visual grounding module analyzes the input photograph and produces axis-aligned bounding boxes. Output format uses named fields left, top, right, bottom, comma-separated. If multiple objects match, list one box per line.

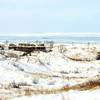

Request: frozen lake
left=0, top=35, right=100, bottom=44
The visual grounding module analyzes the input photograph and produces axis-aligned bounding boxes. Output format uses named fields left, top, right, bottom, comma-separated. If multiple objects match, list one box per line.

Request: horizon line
left=0, top=32, right=99, bottom=37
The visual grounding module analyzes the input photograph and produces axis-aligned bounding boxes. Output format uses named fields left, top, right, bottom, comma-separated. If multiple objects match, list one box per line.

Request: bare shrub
left=32, top=78, right=39, bottom=84
left=9, top=81, right=20, bottom=88
left=58, top=45, right=66, bottom=53
left=96, top=52, right=100, bottom=60
left=24, top=88, right=33, bottom=96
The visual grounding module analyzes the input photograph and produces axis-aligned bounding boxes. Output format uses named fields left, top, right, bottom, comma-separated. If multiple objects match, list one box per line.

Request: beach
left=0, top=42, right=100, bottom=100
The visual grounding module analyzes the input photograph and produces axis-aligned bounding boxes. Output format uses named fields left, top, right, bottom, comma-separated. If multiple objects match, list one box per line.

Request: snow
left=11, top=90, right=100, bottom=100
left=0, top=43, right=100, bottom=99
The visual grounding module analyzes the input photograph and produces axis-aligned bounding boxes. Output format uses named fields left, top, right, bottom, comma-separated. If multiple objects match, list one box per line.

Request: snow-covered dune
left=0, top=43, right=100, bottom=100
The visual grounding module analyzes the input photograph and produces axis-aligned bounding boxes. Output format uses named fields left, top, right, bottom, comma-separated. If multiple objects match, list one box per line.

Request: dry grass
left=0, top=75, right=100, bottom=100
left=63, top=76, right=100, bottom=91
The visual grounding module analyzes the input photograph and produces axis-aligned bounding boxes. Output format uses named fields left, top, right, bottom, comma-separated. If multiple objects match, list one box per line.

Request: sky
left=0, top=0, right=100, bottom=34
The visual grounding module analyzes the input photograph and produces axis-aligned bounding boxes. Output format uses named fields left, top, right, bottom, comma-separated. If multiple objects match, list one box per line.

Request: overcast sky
left=0, top=0, right=100, bottom=34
